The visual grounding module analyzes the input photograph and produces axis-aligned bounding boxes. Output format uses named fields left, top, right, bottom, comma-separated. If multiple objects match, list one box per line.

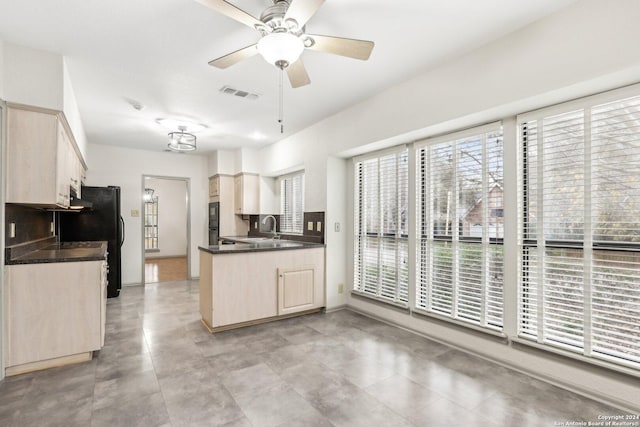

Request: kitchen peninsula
left=198, top=238, right=325, bottom=332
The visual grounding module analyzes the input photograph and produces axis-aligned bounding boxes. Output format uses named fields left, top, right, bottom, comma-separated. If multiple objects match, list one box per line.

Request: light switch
left=131, top=209, right=140, bottom=217
left=334, top=222, right=340, bottom=232
left=307, top=221, right=313, bottom=231
left=316, top=221, right=322, bottom=232
left=254, top=221, right=258, bottom=229
left=9, top=222, right=16, bottom=238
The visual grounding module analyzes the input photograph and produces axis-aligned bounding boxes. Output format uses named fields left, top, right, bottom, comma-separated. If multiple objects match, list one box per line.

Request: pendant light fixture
left=156, top=119, right=205, bottom=153
left=143, top=188, right=155, bottom=203
left=167, top=126, right=197, bottom=152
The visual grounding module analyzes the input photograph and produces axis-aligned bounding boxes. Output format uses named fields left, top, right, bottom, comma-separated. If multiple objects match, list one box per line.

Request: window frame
left=414, top=122, right=505, bottom=334
left=517, top=83, right=640, bottom=372
left=353, top=146, right=409, bottom=306
left=279, top=171, right=305, bottom=235
left=144, top=195, right=159, bottom=251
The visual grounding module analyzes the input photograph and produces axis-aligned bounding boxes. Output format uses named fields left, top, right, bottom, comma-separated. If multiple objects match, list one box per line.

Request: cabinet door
left=6, top=108, right=58, bottom=205
left=68, top=146, right=82, bottom=199
left=209, top=176, right=219, bottom=198
left=234, top=173, right=260, bottom=215
left=56, top=123, right=71, bottom=207
left=100, top=261, right=108, bottom=347
left=234, top=175, right=243, bottom=214
left=278, top=266, right=316, bottom=315
left=4, top=262, right=102, bottom=368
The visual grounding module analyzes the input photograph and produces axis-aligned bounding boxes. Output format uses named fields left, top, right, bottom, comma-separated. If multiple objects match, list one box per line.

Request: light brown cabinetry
left=3, top=260, right=106, bottom=376
left=278, top=265, right=318, bottom=315
left=209, top=174, right=248, bottom=236
left=199, top=247, right=324, bottom=332
left=209, top=175, right=220, bottom=198
left=234, top=173, right=260, bottom=215
left=6, top=105, right=86, bottom=208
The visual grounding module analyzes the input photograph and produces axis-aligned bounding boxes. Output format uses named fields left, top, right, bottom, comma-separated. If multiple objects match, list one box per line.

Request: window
left=416, top=124, right=504, bottom=331
left=280, top=172, right=304, bottom=234
left=518, top=88, right=640, bottom=370
left=353, top=148, right=409, bottom=305
left=144, top=194, right=159, bottom=250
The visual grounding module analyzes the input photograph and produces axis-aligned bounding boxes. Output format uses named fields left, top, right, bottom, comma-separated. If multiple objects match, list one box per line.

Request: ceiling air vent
left=219, top=86, right=259, bottom=101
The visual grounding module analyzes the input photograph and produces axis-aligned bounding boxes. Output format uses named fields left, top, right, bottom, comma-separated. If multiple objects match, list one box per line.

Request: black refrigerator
left=59, top=186, right=124, bottom=298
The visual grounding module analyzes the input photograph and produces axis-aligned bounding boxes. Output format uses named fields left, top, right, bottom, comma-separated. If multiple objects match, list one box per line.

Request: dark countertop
left=6, top=240, right=108, bottom=265
left=199, top=237, right=324, bottom=255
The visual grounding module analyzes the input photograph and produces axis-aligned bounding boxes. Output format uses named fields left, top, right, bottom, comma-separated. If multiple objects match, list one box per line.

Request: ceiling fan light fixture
left=167, top=126, right=197, bottom=152
left=257, top=31, right=304, bottom=67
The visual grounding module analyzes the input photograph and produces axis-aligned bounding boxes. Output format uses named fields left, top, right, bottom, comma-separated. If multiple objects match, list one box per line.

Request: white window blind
left=354, top=149, right=409, bottom=304
left=416, top=124, right=504, bottom=331
left=280, top=172, right=304, bottom=234
left=518, top=88, right=640, bottom=370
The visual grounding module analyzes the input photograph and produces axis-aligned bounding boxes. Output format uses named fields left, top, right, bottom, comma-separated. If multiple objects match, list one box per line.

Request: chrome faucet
left=261, top=215, right=279, bottom=239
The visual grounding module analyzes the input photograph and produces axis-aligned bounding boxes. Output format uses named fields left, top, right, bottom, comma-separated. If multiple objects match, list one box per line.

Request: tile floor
left=0, top=280, right=625, bottom=426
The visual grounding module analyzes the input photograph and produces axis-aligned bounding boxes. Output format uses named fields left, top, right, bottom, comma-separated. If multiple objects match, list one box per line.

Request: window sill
left=411, top=308, right=507, bottom=341
left=511, top=337, right=640, bottom=379
left=350, top=290, right=410, bottom=312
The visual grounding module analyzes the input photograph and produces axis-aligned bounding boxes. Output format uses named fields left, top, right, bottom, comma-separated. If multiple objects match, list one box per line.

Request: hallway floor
left=0, top=280, right=622, bottom=426
left=144, top=256, right=187, bottom=283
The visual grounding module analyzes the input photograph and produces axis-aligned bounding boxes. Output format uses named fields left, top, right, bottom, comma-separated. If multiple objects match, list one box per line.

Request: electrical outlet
left=338, top=283, right=344, bottom=294
left=131, top=209, right=140, bottom=217
left=254, top=221, right=258, bottom=229
left=9, top=222, right=16, bottom=238
left=334, top=222, right=340, bottom=232
left=307, top=221, right=313, bottom=231
left=316, top=221, right=322, bottom=232
left=50, top=221, right=54, bottom=233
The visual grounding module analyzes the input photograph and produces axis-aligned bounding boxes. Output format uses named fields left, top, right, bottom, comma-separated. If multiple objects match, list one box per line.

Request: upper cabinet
left=6, top=105, right=87, bottom=208
left=209, top=175, right=220, bottom=199
left=234, top=173, right=259, bottom=215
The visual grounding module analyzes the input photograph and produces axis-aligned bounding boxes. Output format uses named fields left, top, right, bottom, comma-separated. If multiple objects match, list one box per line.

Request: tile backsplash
left=248, top=212, right=325, bottom=244
left=5, top=204, right=54, bottom=247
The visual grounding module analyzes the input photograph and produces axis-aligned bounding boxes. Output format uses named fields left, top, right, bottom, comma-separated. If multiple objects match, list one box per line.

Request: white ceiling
left=0, top=0, right=578, bottom=154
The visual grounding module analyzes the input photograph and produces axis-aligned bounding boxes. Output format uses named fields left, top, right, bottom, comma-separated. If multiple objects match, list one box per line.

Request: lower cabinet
left=3, top=260, right=106, bottom=376
left=200, top=247, right=325, bottom=332
left=278, top=266, right=317, bottom=316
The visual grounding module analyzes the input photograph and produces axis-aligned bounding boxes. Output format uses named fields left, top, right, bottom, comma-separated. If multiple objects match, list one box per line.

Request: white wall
left=0, top=39, right=5, bottom=100
left=86, top=143, right=208, bottom=284
left=2, top=42, right=64, bottom=111
left=0, top=42, right=88, bottom=160
left=144, top=177, right=188, bottom=259
left=325, top=156, right=348, bottom=309
left=251, top=0, right=640, bottom=412
left=62, top=59, right=88, bottom=159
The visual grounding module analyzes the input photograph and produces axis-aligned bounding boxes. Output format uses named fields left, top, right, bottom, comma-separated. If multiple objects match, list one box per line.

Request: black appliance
left=209, top=202, right=219, bottom=245
left=59, top=186, right=124, bottom=298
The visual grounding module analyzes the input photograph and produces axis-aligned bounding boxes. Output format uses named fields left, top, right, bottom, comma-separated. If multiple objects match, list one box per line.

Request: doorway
left=141, top=175, right=190, bottom=284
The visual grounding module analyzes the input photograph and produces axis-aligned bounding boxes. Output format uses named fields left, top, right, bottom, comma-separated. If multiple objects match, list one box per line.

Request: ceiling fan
left=194, top=0, right=375, bottom=88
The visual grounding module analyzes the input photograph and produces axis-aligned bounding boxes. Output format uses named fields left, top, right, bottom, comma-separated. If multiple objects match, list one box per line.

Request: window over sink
left=279, top=171, right=305, bottom=235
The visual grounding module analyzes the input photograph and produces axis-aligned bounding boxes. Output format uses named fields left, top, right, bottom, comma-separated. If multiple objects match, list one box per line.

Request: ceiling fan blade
left=284, top=0, right=325, bottom=28
left=286, top=59, right=311, bottom=88
left=193, top=0, right=263, bottom=29
left=306, top=34, right=374, bottom=60
left=208, top=44, right=258, bottom=69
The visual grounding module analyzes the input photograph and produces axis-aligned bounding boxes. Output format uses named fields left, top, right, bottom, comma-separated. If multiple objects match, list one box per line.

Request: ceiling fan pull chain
left=278, top=67, right=284, bottom=134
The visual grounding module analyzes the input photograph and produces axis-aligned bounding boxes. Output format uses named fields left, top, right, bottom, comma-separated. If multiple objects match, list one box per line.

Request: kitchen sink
left=249, top=240, right=303, bottom=249
left=236, top=237, right=270, bottom=243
